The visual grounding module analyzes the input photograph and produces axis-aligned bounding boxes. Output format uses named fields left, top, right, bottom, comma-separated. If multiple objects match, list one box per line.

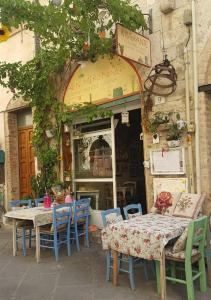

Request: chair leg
left=170, top=261, right=176, bottom=284
left=185, top=260, right=194, bottom=300
left=16, top=228, right=19, bottom=250
left=22, top=227, right=26, bottom=256
left=207, top=256, right=211, bottom=288
left=106, top=251, right=111, bottom=281
left=155, top=260, right=161, bottom=295
left=75, top=224, right=80, bottom=252
left=67, top=231, right=71, bottom=257
left=198, top=256, right=207, bottom=293
left=54, top=234, right=59, bottom=262
left=29, top=229, right=32, bottom=248
left=85, top=221, right=89, bottom=248
left=128, top=256, right=135, bottom=290
left=143, top=260, right=149, bottom=280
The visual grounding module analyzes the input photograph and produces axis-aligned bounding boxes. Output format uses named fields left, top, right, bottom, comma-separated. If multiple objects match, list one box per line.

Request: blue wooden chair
left=71, top=198, right=90, bottom=252
left=9, top=199, right=33, bottom=256
left=123, top=203, right=142, bottom=220
left=101, top=207, right=149, bottom=290
left=35, top=197, right=44, bottom=207
left=39, top=203, right=72, bottom=261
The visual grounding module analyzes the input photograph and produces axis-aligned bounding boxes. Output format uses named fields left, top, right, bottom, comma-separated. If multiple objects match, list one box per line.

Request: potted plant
left=166, top=114, right=187, bottom=147
left=149, top=112, right=170, bottom=134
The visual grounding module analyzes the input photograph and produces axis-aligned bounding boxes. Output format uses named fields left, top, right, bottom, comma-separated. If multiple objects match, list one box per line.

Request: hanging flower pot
left=0, top=25, right=10, bottom=42
left=98, top=31, right=106, bottom=40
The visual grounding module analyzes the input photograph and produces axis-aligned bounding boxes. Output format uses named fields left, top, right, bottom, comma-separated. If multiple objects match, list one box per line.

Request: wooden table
left=101, top=213, right=190, bottom=300
left=5, top=207, right=56, bottom=262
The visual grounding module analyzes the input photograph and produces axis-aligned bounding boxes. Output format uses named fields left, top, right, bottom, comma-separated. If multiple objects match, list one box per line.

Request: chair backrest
left=9, top=199, right=32, bottom=208
left=52, top=203, right=72, bottom=233
left=206, top=213, right=211, bottom=254
left=101, top=208, right=122, bottom=227
left=123, top=203, right=142, bottom=220
left=35, top=197, right=44, bottom=207
left=186, top=216, right=208, bottom=259
left=73, top=198, right=90, bottom=223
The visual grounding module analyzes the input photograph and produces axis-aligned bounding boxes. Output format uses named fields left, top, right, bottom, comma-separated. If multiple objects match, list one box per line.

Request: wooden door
left=18, top=127, right=35, bottom=198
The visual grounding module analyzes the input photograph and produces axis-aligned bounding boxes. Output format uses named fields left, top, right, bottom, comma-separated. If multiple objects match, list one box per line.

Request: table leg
left=12, top=219, right=17, bottom=256
left=112, top=250, right=118, bottom=286
left=35, top=226, right=40, bottom=263
left=160, top=250, right=166, bottom=300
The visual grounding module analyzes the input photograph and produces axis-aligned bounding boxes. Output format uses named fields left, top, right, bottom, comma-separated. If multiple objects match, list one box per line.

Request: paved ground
left=0, top=226, right=211, bottom=300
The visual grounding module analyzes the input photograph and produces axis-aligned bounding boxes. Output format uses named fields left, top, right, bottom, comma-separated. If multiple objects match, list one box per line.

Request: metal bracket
left=142, top=9, right=153, bottom=35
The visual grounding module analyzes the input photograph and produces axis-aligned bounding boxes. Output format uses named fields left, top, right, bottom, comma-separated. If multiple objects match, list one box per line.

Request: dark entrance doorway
left=115, top=108, right=146, bottom=213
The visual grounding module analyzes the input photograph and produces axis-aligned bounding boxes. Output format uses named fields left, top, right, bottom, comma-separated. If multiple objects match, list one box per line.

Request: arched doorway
left=63, top=55, right=146, bottom=226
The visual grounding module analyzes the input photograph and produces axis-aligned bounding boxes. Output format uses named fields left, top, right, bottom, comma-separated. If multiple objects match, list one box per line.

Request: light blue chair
left=101, top=207, right=149, bottom=290
left=35, top=197, right=44, bottom=207
left=71, top=198, right=90, bottom=252
left=9, top=199, right=33, bottom=256
left=39, top=203, right=72, bottom=261
left=123, top=203, right=142, bottom=220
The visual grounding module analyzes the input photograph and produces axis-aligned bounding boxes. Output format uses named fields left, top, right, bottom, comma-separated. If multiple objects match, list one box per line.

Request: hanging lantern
left=83, top=41, right=89, bottom=52
left=0, top=25, right=10, bottom=42
left=144, top=55, right=177, bottom=96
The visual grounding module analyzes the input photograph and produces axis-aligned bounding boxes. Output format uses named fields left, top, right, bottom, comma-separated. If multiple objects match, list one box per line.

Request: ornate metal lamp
left=144, top=55, right=177, bottom=97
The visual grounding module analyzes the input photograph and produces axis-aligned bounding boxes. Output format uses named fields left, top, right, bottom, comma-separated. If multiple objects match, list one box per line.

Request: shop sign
left=116, top=24, right=151, bottom=67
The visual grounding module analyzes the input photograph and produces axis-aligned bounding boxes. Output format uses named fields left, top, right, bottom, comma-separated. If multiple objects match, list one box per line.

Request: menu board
left=150, top=147, right=186, bottom=175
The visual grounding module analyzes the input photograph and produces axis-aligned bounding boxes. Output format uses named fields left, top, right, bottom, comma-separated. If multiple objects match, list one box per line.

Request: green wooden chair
left=205, top=213, right=211, bottom=287
left=155, top=216, right=208, bottom=300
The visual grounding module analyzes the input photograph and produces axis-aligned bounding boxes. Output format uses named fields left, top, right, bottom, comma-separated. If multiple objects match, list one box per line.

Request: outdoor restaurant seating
left=9, top=199, right=33, bottom=256
left=101, top=207, right=149, bottom=290
left=39, top=203, right=72, bottom=261
left=70, top=198, right=90, bottom=252
left=156, top=216, right=208, bottom=300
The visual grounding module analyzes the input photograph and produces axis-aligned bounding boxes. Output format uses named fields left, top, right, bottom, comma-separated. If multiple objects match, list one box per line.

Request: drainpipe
left=184, top=46, right=195, bottom=193
left=192, top=0, right=201, bottom=193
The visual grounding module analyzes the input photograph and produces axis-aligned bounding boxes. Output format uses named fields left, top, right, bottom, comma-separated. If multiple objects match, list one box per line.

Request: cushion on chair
left=165, top=246, right=199, bottom=260
left=172, top=228, right=188, bottom=253
left=193, top=194, right=206, bottom=219
left=105, top=213, right=123, bottom=225
left=173, top=193, right=202, bottom=219
left=164, top=193, right=181, bottom=216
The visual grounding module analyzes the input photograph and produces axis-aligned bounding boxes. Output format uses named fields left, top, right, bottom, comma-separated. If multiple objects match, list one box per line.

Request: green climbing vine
left=0, top=0, right=146, bottom=191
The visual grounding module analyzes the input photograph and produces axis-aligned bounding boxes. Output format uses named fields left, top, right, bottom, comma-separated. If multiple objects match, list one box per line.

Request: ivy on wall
left=0, top=0, right=146, bottom=191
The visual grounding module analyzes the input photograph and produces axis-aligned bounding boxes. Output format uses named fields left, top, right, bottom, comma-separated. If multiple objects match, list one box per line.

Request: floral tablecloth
left=101, top=213, right=191, bottom=260
left=5, top=207, right=56, bottom=227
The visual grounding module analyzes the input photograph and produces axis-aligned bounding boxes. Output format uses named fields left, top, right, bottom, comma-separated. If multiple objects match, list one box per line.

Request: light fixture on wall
left=45, top=129, right=54, bottom=139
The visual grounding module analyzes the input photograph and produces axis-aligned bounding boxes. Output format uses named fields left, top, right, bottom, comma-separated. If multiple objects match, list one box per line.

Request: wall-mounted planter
left=167, top=139, right=181, bottom=148
left=160, top=0, right=175, bottom=14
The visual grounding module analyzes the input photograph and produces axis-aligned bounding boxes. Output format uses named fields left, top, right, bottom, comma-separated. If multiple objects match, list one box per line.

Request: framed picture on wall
left=150, top=147, right=186, bottom=175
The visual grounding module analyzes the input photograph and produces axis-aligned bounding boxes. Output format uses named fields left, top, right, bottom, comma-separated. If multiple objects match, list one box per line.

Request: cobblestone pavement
left=0, top=226, right=210, bottom=300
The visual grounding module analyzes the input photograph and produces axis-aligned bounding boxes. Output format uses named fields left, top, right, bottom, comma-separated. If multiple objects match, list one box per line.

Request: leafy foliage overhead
left=0, top=0, right=146, bottom=190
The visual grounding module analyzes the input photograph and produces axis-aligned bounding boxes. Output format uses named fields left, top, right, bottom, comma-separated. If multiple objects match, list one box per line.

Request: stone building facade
left=0, top=0, right=211, bottom=214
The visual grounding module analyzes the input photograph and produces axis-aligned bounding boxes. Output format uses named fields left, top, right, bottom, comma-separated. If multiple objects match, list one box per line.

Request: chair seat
left=165, top=247, right=201, bottom=262
left=40, top=224, right=67, bottom=234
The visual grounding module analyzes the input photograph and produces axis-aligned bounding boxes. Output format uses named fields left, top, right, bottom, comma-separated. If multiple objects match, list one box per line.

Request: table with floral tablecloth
left=101, top=213, right=191, bottom=300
